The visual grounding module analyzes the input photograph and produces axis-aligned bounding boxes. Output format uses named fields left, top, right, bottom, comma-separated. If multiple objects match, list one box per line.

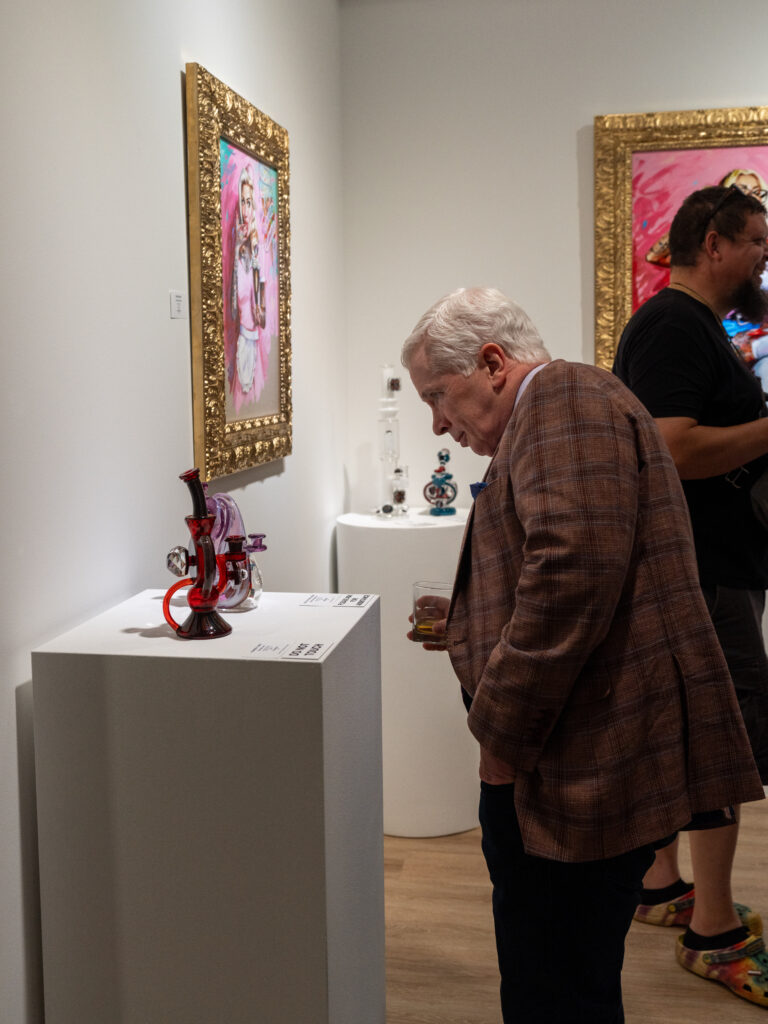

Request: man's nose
left=431, top=410, right=448, bottom=435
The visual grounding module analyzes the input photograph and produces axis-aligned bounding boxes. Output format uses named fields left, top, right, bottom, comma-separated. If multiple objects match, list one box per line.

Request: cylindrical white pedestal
left=337, top=508, right=479, bottom=837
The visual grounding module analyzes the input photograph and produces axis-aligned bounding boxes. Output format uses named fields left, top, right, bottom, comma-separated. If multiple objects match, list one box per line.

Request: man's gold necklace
left=668, top=281, right=746, bottom=364
left=667, top=281, right=721, bottom=320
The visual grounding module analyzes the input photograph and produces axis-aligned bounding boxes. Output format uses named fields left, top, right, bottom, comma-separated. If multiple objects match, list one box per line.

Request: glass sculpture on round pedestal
left=376, top=364, right=409, bottom=516
left=423, top=448, right=458, bottom=516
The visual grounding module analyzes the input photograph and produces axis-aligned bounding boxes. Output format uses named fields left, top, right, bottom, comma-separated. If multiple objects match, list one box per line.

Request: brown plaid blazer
left=445, top=360, right=764, bottom=863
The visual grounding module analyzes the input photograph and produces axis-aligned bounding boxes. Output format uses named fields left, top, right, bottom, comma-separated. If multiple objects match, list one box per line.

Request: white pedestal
left=32, top=590, right=384, bottom=1024
left=336, top=509, right=479, bottom=837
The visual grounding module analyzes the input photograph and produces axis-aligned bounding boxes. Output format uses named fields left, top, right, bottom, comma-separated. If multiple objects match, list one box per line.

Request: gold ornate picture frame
left=185, top=63, right=291, bottom=480
left=594, top=105, right=768, bottom=369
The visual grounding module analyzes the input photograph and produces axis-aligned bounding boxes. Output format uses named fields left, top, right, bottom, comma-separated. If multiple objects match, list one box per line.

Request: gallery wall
left=339, top=0, right=768, bottom=510
left=0, top=0, right=345, bottom=1019
left=3, top=0, right=768, bottom=1020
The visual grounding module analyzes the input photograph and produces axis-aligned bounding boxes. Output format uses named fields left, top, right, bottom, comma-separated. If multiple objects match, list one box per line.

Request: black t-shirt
left=613, top=288, right=768, bottom=589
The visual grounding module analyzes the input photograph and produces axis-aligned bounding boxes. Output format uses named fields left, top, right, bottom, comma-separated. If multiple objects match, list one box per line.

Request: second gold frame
left=594, top=105, right=768, bottom=370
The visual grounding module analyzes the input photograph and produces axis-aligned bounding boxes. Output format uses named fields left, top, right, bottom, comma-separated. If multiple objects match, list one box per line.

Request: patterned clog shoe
left=634, top=887, right=762, bottom=935
left=676, top=933, right=768, bottom=1007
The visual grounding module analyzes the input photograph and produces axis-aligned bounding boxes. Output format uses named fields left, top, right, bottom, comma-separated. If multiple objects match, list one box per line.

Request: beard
left=729, top=277, right=768, bottom=324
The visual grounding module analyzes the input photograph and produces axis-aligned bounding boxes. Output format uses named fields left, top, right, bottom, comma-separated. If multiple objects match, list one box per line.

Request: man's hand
left=408, top=594, right=450, bottom=650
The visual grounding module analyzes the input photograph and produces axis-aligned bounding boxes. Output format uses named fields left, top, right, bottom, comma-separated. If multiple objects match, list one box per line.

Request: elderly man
left=402, top=287, right=764, bottom=1023
left=614, top=186, right=768, bottom=1004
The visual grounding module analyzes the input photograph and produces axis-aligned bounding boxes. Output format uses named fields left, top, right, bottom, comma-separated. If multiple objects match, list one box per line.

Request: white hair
left=401, top=287, right=550, bottom=375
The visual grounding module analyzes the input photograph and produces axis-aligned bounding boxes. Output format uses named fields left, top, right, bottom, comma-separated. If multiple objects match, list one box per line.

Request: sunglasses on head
left=699, top=185, right=747, bottom=241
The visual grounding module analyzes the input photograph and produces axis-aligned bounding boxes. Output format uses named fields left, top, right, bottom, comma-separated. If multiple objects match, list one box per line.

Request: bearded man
left=614, top=185, right=768, bottom=1005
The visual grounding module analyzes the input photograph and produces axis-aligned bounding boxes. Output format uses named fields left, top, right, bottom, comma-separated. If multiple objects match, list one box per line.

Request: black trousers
left=479, top=782, right=655, bottom=1024
left=702, top=585, right=768, bottom=782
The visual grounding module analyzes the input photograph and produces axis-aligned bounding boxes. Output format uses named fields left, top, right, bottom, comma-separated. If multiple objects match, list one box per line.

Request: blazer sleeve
left=466, top=380, right=642, bottom=769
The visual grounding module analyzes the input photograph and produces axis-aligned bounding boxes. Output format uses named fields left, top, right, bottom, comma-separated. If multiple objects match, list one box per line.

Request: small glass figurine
left=423, top=448, right=458, bottom=515
left=390, top=465, right=409, bottom=514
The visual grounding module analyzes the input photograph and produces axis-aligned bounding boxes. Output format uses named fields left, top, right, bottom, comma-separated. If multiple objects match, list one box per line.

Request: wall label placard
left=301, top=593, right=375, bottom=609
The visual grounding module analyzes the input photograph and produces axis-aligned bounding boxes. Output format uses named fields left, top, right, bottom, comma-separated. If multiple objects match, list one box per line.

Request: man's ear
left=703, top=228, right=722, bottom=261
left=479, top=343, right=508, bottom=383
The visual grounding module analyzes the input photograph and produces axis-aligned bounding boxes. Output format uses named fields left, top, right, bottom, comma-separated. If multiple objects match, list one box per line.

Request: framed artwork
left=593, top=105, right=768, bottom=370
left=185, top=63, right=291, bottom=480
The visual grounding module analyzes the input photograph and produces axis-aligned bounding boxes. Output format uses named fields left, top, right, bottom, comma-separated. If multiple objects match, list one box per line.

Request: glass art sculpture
left=203, top=486, right=267, bottom=610
left=377, top=364, right=409, bottom=516
left=423, top=448, right=458, bottom=515
left=166, top=476, right=267, bottom=614
left=241, top=532, right=267, bottom=610
left=163, top=469, right=233, bottom=639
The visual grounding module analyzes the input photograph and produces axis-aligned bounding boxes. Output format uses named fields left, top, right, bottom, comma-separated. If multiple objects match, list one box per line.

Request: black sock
left=640, top=877, right=692, bottom=904
left=683, top=925, right=749, bottom=951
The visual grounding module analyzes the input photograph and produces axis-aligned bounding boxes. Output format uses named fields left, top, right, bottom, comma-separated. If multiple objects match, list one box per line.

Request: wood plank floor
left=384, top=798, right=768, bottom=1023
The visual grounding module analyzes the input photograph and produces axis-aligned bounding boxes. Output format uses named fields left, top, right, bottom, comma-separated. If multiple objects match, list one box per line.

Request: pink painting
left=632, top=146, right=768, bottom=311
left=220, top=139, right=280, bottom=422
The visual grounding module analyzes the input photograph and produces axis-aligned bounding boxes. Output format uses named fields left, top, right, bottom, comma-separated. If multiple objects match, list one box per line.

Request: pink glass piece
left=203, top=492, right=267, bottom=609
left=204, top=486, right=247, bottom=553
